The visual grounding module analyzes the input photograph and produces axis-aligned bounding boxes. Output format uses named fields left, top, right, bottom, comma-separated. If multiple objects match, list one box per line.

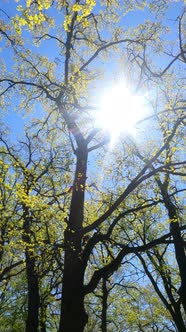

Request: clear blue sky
left=0, top=0, right=184, bottom=141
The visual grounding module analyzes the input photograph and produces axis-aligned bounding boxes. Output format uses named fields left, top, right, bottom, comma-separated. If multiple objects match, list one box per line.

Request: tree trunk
left=23, top=207, right=40, bottom=332
left=40, top=302, right=47, bottom=332
left=101, top=278, right=108, bottom=332
left=158, top=181, right=186, bottom=314
left=165, top=198, right=186, bottom=313
left=59, top=144, right=88, bottom=332
left=172, top=309, right=186, bottom=332
left=59, top=229, right=88, bottom=332
left=25, top=250, right=40, bottom=332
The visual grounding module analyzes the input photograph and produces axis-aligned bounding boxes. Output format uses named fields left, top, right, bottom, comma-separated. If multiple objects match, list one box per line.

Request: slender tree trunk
left=25, top=250, right=40, bottom=332
left=164, top=197, right=186, bottom=313
left=139, top=252, right=186, bottom=331
left=59, top=144, right=88, bottom=332
left=40, top=323, right=46, bottom=332
left=172, top=309, right=186, bottom=332
left=157, top=179, right=186, bottom=314
left=101, top=278, right=108, bottom=332
left=40, top=302, right=47, bottom=332
left=23, top=207, right=40, bottom=332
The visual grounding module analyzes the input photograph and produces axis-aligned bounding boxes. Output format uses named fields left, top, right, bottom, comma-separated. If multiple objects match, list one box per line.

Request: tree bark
left=172, top=309, right=186, bottom=332
left=156, top=178, right=186, bottom=314
left=101, top=278, right=108, bottom=332
left=59, top=229, right=88, bottom=332
left=23, top=207, right=40, bottom=332
left=59, top=144, right=88, bottom=332
left=163, top=194, right=186, bottom=314
left=139, top=253, right=186, bottom=332
left=25, top=250, right=40, bottom=332
left=40, top=302, right=47, bottom=332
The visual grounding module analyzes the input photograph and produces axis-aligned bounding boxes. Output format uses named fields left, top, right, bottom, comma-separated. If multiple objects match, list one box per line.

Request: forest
left=0, top=1, right=185, bottom=331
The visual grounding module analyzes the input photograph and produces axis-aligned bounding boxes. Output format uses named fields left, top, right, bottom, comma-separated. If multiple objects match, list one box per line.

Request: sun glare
left=96, top=83, right=148, bottom=145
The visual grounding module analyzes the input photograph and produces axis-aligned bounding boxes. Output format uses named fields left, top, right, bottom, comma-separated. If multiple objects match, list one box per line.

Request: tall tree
left=0, top=1, right=185, bottom=331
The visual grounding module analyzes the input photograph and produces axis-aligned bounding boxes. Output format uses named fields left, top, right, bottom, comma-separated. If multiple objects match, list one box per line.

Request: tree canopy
left=0, top=1, right=186, bottom=332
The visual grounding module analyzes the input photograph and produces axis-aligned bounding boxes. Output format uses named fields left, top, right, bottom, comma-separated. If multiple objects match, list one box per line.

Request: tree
left=0, top=1, right=185, bottom=331
left=0, top=128, right=71, bottom=331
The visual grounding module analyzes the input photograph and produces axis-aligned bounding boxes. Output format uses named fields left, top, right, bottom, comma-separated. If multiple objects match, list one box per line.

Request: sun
left=96, top=83, right=148, bottom=145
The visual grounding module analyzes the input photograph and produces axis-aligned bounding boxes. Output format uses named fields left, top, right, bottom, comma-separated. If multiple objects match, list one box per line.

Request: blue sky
left=0, top=0, right=185, bottom=142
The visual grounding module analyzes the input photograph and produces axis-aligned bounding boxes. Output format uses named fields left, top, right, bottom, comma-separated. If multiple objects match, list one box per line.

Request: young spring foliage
left=0, top=1, right=186, bottom=331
